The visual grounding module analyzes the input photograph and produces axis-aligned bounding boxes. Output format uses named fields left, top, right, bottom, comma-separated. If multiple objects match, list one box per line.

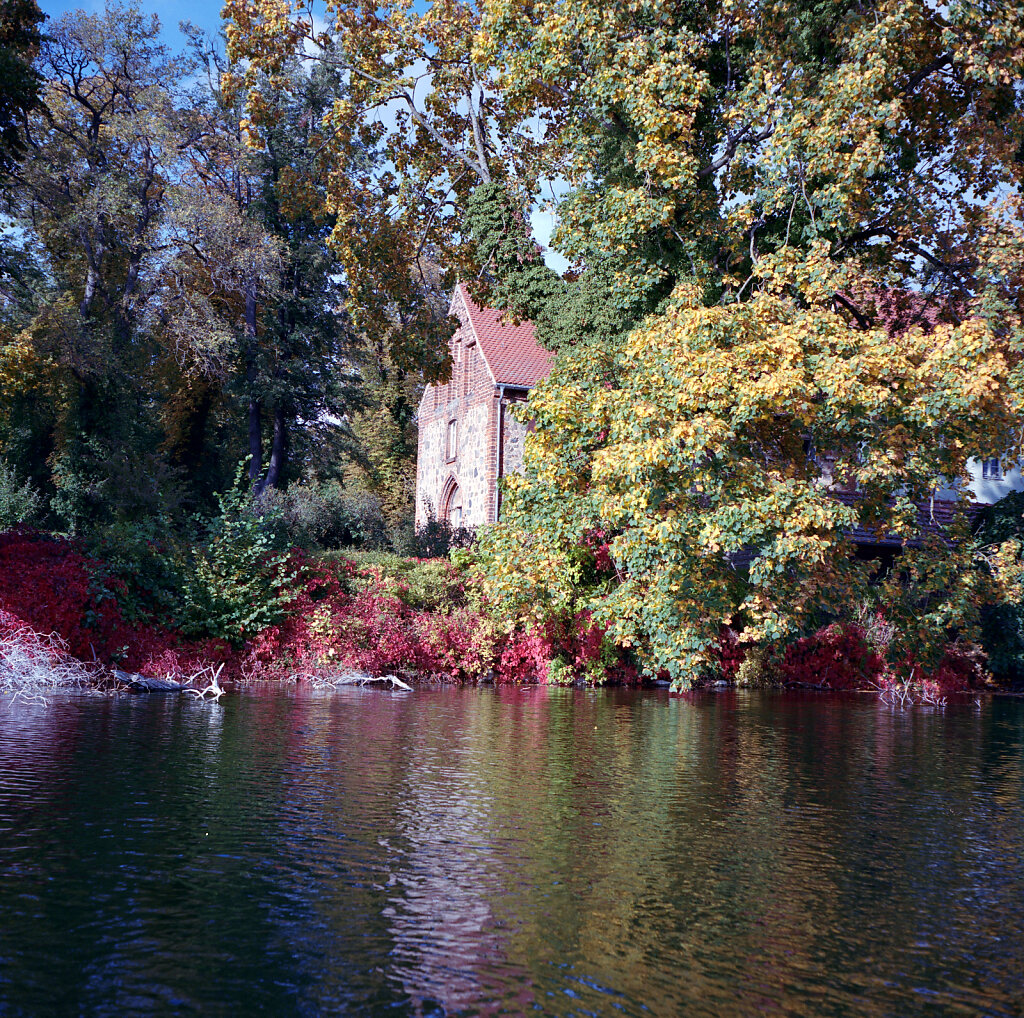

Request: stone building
left=416, top=284, right=1024, bottom=536
left=415, top=284, right=552, bottom=529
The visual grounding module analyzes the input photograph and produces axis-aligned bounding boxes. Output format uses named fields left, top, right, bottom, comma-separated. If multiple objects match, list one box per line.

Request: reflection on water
left=1, top=687, right=1023, bottom=1016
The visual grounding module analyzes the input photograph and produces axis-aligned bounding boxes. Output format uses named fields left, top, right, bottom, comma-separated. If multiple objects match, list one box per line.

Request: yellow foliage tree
left=475, top=0, right=1024, bottom=684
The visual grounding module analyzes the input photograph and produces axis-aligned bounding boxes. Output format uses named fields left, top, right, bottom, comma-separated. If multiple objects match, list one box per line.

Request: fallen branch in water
left=0, top=615, right=98, bottom=705
left=873, top=670, right=948, bottom=708
left=188, top=663, right=226, bottom=702
left=307, top=671, right=413, bottom=691
left=113, top=670, right=191, bottom=692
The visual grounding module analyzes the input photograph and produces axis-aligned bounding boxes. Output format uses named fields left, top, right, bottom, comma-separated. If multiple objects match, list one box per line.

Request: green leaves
left=0, top=0, right=43, bottom=176
left=177, top=464, right=296, bottom=645
left=0, top=458, right=40, bottom=530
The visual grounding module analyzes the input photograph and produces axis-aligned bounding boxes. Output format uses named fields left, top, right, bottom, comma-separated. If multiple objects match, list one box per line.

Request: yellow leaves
left=222, top=0, right=305, bottom=77
left=490, top=263, right=1023, bottom=677
left=0, top=328, right=58, bottom=431
left=0, top=329, right=49, bottom=391
left=984, top=539, right=1024, bottom=605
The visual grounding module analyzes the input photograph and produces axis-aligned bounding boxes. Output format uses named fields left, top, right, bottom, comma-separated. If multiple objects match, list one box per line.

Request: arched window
left=441, top=477, right=462, bottom=528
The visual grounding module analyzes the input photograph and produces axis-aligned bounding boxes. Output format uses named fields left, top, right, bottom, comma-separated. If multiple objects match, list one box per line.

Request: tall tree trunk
left=248, top=395, right=262, bottom=480
left=255, top=405, right=286, bottom=495
left=245, top=286, right=262, bottom=483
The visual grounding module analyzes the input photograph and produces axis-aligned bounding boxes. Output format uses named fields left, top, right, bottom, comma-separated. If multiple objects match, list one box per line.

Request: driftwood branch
left=309, top=671, right=413, bottom=691
left=188, top=663, right=226, bottom=702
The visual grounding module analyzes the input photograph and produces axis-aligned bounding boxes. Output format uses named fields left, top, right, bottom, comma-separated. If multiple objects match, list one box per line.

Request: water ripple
left=0, top=688, right=1022, bottom=1016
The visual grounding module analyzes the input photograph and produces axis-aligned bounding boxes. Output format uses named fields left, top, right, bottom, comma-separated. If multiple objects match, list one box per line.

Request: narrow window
left=446, top=419, right=458, bottom=461
left=463, top=345, right=476, bottom=397
left=982, top=457, right=1003, bottom=480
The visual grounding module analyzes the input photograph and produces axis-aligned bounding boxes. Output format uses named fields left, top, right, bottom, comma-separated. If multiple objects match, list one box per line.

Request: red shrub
left=889, top=647, right=983, bottom=693
left=714, top=627, right=745, bottom=681
left=0, top=531, right=128, bottom=661
left=0, top=530, right=236, bottom=678
left=779, top=623, right=885, bottom=690
left=0, top=532, right=633, bottom=685
left=581, top=528, right=615, bottom=576
left=496, top=629, right=552, bottom=683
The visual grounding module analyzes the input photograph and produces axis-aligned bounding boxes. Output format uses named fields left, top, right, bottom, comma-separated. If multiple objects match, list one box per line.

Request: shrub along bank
left=0, top=529, right=636, bottom=685
left=0, top=522, right=1006, bottom=695
left=2, top=479, right=1020, bottom=694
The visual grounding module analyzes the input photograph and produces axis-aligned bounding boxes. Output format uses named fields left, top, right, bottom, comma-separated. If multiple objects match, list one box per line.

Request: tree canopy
left=0, top=0, right=44, bottom=175
left=473, top=0, right=1024, bottom=682
left=2, top=0, right=1023, bottom=684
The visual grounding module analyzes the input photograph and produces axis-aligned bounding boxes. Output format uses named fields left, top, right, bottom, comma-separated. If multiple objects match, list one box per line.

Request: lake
left=1, top=686, right=1023, bottom=1016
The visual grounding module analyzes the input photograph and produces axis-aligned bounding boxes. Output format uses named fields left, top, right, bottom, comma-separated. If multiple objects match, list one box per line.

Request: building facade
left=415, top=284, right=552, bottom=529
left=416, top=285, right=1024, bottom=534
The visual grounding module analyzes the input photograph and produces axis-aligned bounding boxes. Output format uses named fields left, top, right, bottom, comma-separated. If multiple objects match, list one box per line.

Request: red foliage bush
left=229, top=554, right=498, bottom=682
left=0, top=530, right=636, bottom=685
left=779, top=623, right=885, bottom=690
left=931, top=650, right=983, bottom=692
left=0, top=530, right=232, bottom=677
left=581, top=528, right=615, bottom=576
left=714, top=628, right=745, bottom=681
left=496, top=629, right=551, bottom=683
left=0, top=531, right=129, bottom=661
left=887, top=647, right=983, bottom=694
left=493, top=610, right=636, bottom=685
left=0, top=606, right=65, bottom=661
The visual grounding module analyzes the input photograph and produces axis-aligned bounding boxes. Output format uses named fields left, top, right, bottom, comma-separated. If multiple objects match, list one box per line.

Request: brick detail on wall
left=416, top=288, right=546, bottom=530
left=416, top=290, right=496, bottom=528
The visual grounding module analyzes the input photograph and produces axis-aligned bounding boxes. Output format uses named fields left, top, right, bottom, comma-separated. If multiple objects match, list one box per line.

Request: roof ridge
left=454, top=282, right=497, bottom=386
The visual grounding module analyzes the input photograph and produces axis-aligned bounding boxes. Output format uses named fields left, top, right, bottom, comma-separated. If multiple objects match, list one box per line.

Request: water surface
left=1, top=687, right=1022, bottom=1016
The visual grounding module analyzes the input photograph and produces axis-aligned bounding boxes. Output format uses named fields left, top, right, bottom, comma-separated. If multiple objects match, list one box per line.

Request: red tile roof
left=457, top=283, right=553, bottom=388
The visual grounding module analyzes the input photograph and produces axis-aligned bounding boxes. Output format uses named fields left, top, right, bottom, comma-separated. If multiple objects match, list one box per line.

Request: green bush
left=334, top=549, right=469, bottom=613
left=977, top=491, right=1024, bottom=683
left=177, top=468, right=297, bottom=645
left=392, top=508, right=474, bottom=559
left=87, top=516, right=186, bottom=624
left=0, top=458, right=41, bottom=529
left=261, top=482, right=392, bottom=550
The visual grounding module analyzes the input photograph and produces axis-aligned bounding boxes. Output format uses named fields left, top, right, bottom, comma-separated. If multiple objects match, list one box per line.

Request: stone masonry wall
left=501, top=401, right=530, bottom=475
left=415, top=292, right=499, bottom=529
left=415, top=414, right=449, bottom=523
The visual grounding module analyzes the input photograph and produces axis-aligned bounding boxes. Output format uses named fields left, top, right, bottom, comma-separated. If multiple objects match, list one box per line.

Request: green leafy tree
left=0, top=458, right=41, bottom=529
left=1, top=2, right=193, bottom=530
left=169, top=34, right=363, bottom=496
left=473, top=0, right=1024, bottom=685
left=177, top=463, right=295, bottom=644
left=0, top=0, right=44, bottom=176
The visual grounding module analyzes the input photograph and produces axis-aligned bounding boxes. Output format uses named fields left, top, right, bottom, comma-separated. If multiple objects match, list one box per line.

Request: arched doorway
left=440, top=476, right=463, bottom=528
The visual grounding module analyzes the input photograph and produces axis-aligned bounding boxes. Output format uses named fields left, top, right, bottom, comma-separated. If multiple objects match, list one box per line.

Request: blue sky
left=39, top=0, right=225, bottom=45
left=37, top=0, right=569, bottom=271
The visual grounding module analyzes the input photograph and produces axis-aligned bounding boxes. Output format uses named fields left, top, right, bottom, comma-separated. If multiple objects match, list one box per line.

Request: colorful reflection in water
left=1, top=687, right=1023, bottom=1016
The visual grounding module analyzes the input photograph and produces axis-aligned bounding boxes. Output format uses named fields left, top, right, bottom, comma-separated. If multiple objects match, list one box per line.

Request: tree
left=0, top=0, right=44, bottom=176
left=0, top=230, right=57, bottom=492
left=222, top=0, right=543, bottom=378
left=170, top=33, right=363, bottom=495
left=0, top=2, right=193, bottom=528
left=474, top=0, right=1024, bottom=684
